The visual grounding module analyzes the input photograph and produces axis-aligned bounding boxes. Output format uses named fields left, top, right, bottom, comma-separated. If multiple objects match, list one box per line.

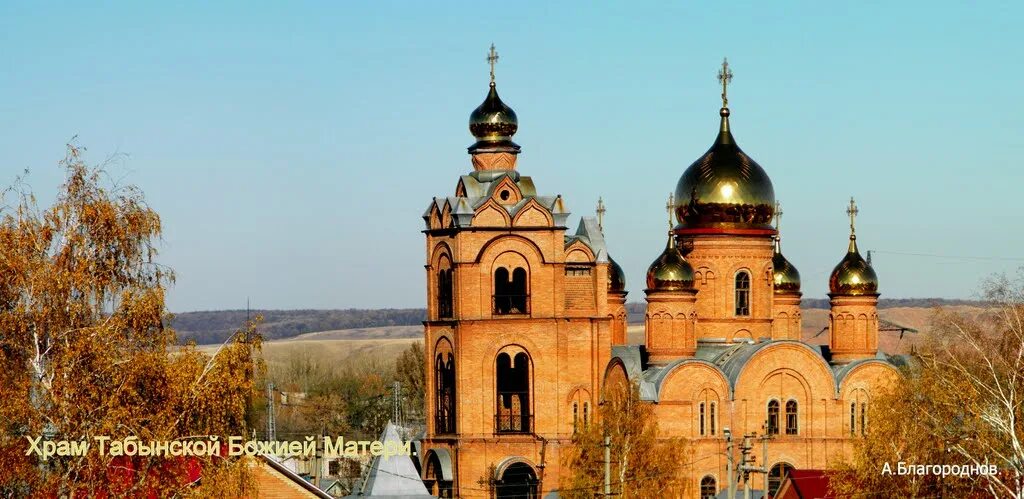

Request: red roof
left=775, top=469, right=834, bottom=499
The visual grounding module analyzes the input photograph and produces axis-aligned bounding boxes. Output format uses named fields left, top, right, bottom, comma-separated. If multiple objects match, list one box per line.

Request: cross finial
left=666, top=193, right=675, bottom=231
left=717, top=57, right=733, bottom=108
left=774, top=201, right=783, bottom=233
left=846, top=197, right=859, bottom=236
left=596, top=197, right=606, bottom=230
left=487, top=43, right=499, bottom=84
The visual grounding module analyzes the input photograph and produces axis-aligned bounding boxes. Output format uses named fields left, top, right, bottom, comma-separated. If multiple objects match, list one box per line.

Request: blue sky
left=1, top=1, right=1022, bottom=311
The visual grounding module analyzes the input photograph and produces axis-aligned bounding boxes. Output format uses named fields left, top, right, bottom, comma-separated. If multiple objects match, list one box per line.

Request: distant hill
left=174, top=299, right=984, bottom=345
left=172, top=308, right=425, bottom=344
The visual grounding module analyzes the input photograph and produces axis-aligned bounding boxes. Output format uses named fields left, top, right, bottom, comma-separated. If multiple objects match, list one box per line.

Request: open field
left=202, top=306, right=982, bottom=371
left=198, top=326, right=422, bottom=373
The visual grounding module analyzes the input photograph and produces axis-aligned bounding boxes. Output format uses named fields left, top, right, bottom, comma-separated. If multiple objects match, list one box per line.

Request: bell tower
left=419, top=46, right=618, bottom=498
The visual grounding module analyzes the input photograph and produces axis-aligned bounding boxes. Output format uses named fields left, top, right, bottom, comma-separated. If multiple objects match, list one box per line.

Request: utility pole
left=603, top=433, right=611, bottom=497
left=737, top=431, right=771, bottom=499
left=266, top=382, right=276, bottom=441
left=725, top=428, right=736, bottom=499
left=392, top=381, right=402, bottom=427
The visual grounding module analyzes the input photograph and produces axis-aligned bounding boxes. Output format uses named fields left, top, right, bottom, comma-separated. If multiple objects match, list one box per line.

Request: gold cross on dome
left=774, top=201, right=783, bottom=232
left=666, top=193, right=675, bottom=230
left=487, top=44, right=499, bottom=83
left=846, top=197, right=859, bottom=235
left=717, top=57, right=733, bottom=108
left=596, top=197, right=606, bottom=230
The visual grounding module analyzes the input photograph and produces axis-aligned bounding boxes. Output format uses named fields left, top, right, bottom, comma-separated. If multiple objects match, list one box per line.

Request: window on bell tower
left=494, top=267, right=529, bottom=315
left=735, top=271, right=751, bottom=316
left=434, top=352, right=456, bottom=434
left=437, top=268, right=454, bottom=319
left=496, top=351, right=532, bottom=433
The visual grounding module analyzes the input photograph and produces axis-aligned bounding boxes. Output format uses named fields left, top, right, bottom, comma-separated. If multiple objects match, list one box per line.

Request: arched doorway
left=496, top=461, right=538, bottom=499
left=768, top=462, right=794, bottom=496
left=423, top=450, right=453, bottom=498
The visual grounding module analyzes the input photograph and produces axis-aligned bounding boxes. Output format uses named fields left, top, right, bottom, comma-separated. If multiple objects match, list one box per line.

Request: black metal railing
left=493, top=294, right=530, bottom=315
left=495, top=413, right=533, bottom=434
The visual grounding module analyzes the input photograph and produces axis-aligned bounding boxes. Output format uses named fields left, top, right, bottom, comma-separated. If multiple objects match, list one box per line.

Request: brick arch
left=658, top=361, right=730, bottom=402
left=512, top=198, right=554, bottom=227
left=474, top=234, right=548, bottom=264
left=602, top=360, right=629, bottom=402
left=429, top=241, right=454, bottom=269
left=473, top=199, right=512, bottom=227
left=733, top=342, right=836, bottom=401
left=838, top=360, right=901, bottom=399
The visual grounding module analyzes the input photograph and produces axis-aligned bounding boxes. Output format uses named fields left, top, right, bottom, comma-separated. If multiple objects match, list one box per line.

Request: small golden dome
left=675, top=107, right=775, bottom=230
left=829, top=237, right=879, bottom=296
left=468, top=83, right=520, bottom=154
left=646, top=235, right=694, bottom=290
left=772, top=238, right=801, bottom=294
left=608, top=256, right=627, bottom=293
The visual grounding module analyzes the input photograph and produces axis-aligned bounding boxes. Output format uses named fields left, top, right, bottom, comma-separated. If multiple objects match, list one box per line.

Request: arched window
left=496, top=352, right=531, bottom=433
left=861, top=402, right=868, bottom=436
left=700, top=475, right=717, bottom=498
left=583, top=402, right=590, bottom=428
left=768, top=463, right=794, bottom=496
left=767, top=400, right=780, bottom=435
left=710, top=402, right=717, bottom=436
left=850, top=401, right=856, bottom=436
left=735, top=271, right=751, bottom=316
left=785, top=400, right=798, bottom=435
left=572, top=402, right=579, bottom=434
left=699, top=402, right=706, bottom=436
left=494, top=267, right=529, bottom=315
left=434, top=353, right=456, bottom=434
left=437, top=269, right=454, bottom=318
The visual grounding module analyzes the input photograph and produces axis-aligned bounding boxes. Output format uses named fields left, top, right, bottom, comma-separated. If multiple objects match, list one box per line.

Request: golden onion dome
left=645, top=235, right=695, bottom=290
left=829, top=237, right=879, bottom=296
left=772, top=238, right=801, bottom=294
left=468, top=82, right=520, bottom=154
left=608, top=256, right=627, bottom=293
left=674, top=107, right=775, bottom=230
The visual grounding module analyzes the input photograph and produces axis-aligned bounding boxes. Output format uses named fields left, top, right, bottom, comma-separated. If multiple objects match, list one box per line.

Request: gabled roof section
left=564, top=217, right=608, bottom=263
left=426, top=171, right=569, bottom=229
left=356, top=422, right=432, bottom=498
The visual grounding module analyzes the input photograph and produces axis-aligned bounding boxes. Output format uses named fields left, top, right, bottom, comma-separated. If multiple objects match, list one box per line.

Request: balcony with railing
left=495, top=390, right=532, bottom=433
left=493, top=294, right=530, bottom=315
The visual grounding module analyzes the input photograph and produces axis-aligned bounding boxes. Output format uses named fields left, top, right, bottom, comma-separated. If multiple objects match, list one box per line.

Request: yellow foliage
left=0, top=143, right=263, bottom=496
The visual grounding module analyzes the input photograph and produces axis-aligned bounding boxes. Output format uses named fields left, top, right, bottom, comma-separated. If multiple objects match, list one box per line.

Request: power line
left=870, top=250, right=1024, bottom=262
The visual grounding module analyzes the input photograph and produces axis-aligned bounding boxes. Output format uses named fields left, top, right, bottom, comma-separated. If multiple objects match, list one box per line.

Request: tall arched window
left=861, top=402, right=868, bottom=436
left=785, top=400, right=798, bottom=435
left=699, top=402, right=706, bottom=436
left=494, top=267, right=529, bottom=315
left=735, top=271, right=751, bottom=316
left=850, top=402, right=857, bottom=436
left=496, top=352, right=531, bottom=433
left=572, top=402, right=579, bottom=434
left=700, top=476, right=717, bottom=498
left=710, top=402, right=717, bottom=436
left=583, top=402, right=590, bottom=428
left=437, top=269, right=454, bottom=318
left=767, top=400, right=780, bottom=435
left=768, top=463, right=794, bottom=496
left=434, top=353, right=456, bottom=434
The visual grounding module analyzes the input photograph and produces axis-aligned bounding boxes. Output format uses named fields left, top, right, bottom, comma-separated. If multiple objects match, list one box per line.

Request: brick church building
left=418, top=51, right=903, bottom=498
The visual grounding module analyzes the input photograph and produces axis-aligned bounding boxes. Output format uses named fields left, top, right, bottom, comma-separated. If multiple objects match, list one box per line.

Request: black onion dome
left=608, top=256, right=627, bottom=293
left=468, top=83, right=520, bottom=154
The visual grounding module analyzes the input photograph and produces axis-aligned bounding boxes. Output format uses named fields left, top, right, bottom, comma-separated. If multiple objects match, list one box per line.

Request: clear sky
left=1, top=2, right=1022, bottom=312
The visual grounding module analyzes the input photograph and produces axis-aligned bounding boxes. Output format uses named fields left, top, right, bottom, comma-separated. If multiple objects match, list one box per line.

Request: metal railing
left=494, top=413, right=533, bottom=434
left=493, top=294, right=530, bottom=315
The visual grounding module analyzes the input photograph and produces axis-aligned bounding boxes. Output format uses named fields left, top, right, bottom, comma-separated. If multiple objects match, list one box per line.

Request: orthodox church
left=419, top=48, right=903, bottom=498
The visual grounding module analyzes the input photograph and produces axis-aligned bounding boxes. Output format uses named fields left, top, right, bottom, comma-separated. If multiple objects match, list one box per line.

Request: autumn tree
left=0, top=143, right=262, bottom=497
left=561, top=380, right=687, bottom=498
left=834, top=271, right=1024, bottom=498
